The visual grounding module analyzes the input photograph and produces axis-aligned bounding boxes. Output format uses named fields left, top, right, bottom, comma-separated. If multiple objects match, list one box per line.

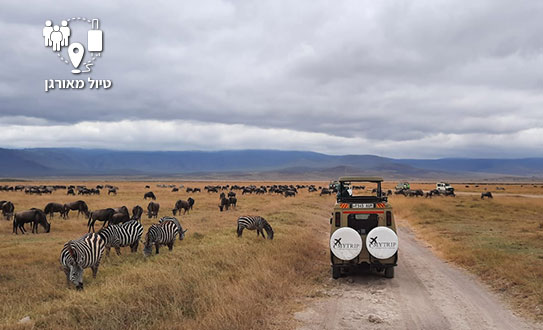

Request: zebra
left=59, top=233, right=105, bottom=290
left=143, top=217, right=187, bottom=256
left=97, top=220, right=144, bottom=256
left=236, top=216, right=274, bottom=240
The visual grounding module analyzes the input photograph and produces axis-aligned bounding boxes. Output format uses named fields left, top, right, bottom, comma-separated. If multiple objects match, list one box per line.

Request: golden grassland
left=392, top=193, right=543, bottom=321
left=0, top=181, right=334, bottom=329
left=1, top=180, right=543, bottom=328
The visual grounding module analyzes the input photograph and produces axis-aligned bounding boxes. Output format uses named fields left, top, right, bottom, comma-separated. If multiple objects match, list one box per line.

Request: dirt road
left=295, top=225, right=540, bottom=330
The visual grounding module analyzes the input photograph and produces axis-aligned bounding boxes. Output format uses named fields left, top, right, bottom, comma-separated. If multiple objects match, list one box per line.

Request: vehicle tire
left=384, top=266, right=394, bottom=279
left=332, top=266, right=341, bottom=279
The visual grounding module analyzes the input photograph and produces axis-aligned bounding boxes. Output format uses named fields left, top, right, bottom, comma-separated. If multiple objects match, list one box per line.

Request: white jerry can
left=88, top=19, right=103, bottom=52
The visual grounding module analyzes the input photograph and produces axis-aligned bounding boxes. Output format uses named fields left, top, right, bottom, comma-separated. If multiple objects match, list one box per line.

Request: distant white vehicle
left=436, top=182, right=454, bottom=193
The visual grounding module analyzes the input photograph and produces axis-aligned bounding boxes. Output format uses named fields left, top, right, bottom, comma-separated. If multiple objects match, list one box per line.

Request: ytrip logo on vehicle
left=42, top=17, right=113, bottom=92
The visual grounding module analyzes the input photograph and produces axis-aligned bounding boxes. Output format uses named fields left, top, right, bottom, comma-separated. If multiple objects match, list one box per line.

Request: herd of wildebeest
left=0, top=181, right=505, bottom=289
left=0, top=182, right=338, bottom=289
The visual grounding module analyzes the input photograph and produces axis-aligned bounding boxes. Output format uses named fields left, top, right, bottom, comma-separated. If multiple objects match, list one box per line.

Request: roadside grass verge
left=392, top=195, right=543, bottom=321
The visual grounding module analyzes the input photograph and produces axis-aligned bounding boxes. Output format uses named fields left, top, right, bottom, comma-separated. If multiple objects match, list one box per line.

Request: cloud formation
left=1, top=0, right=543, bottom=157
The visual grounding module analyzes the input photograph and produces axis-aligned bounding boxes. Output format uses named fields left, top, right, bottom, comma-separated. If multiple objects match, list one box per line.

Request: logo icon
left=43, top=17, right=104, bottom=74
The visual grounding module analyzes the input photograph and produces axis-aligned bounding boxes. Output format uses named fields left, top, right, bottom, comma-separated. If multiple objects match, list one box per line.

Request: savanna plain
left=0, top=181, right=542, bottom=329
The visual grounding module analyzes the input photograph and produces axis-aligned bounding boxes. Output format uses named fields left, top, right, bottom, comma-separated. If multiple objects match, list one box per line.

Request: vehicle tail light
left=335, top=212, right=341, bottom=227
left=386, top=211, right=392, bottom=226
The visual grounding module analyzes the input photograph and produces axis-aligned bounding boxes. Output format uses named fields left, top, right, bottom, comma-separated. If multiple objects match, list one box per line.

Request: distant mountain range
left=1, top=148, right=542, bottom=180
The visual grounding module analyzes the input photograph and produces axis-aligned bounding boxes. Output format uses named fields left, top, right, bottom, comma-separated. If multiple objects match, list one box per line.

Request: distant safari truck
left=436, top=182, right=454, bottom=194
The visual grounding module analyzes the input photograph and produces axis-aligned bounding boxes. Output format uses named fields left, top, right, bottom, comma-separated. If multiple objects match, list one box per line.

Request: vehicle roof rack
left=338, top=176, right=384, bottom=182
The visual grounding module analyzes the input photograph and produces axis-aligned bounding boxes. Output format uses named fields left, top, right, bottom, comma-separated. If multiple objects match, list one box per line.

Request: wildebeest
left=219, top=197, right=230, bottom=212
left=408, top=189, right=424, bottom=197
left=67, top=188, right=75, bottom=195
left=64, top=200, right=89, bottom=218
left=132, top=205, right=143, bottom=221
left=425, top=189, right=440, bottom=198
left=320, top=188, right=331, bottom=196
left=108, top=188, right=117, bottom=195
left=2, top=201, right=15, bottom=220
left=172, top=198, right=195, bottom=216
left=193, top=188, right=201, bottom=193
left=87, top=208, right=115, bottom=232
left=481, top=192, right=493, bottom=199
left=44, top=202, right=67, bottom=219
left=144, top=191, right=156, bottom=200
left=147, top=201, right=160, bottom=219
left=229, top=197, right=237, bottom=209
left=284, top=190, right=296, bottom=197
left=13, top=209, right=51, bottom=234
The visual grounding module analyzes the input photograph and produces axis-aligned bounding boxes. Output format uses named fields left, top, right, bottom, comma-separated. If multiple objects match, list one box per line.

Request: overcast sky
left=1, top=0, right=543, bottom=158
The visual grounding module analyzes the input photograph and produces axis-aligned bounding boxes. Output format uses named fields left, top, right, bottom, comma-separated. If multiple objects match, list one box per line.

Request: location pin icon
left=68, top=42, right=85, bottom=74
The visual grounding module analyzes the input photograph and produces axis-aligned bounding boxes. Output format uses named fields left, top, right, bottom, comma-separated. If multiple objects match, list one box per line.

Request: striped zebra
left=59, top=233, right=105, bottom=290
left=97, top=220, right=144, bottom=256
left=143, top=217, right=187, bottom=256
left=236, top=216, right=274, bottom=239
left=158, top=216, right=187, bottom=240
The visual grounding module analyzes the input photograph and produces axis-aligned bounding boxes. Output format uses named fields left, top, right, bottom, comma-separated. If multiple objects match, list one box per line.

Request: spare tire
left=366, top=226, right=399, bottom=259
left=330, top=227, right=362, bottom=261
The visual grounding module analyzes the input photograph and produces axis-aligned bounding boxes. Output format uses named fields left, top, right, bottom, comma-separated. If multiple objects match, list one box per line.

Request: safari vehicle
left=330, top=177, right=398, bottom=279
left=436, top=182, right=454, bottom=194
left=395, top=181, right=410, bottom=191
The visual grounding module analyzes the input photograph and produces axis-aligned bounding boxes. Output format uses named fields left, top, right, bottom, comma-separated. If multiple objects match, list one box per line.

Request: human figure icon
left=50, top=25, right=63, bottom=51
left=43, top=20, right=53, bottom=47
left=60, top=20, right=70, bottom=46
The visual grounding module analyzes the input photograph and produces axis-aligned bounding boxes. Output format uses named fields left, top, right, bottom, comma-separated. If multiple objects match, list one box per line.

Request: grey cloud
left=1, top=0, right=543, bottom=157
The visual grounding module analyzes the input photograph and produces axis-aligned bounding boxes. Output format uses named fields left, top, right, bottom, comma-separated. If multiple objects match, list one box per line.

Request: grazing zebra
left=97, top=220, right=144, bottom=256
left=143, top=217, right=187, bottom=256
left=59, top=233, right=105, bottom=290
left=158, top=216, right=187, bottom=240
left=237, top=216, right=274, bottom=240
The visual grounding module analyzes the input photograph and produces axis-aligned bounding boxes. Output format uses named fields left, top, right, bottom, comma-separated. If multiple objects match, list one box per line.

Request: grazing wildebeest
left=145, top=185, right=150, bottom=189
left=147, top=201, right=160, bottom=219
left=108, top=188, right=117, bottom=195
left=172, top=187, right=179, bottom=192
left=44, top=202, right=67, bottom=219
left=2, top=201, right=15, bottom=220
left=228, top=191, right=236, bottom=198
left=284, top=190, right=296, bottom=197
left=387, top=190, right=393, bottom=196
left=320, top=188, right=331, bottom=196
left=132, top=205, right=143, bottom=221
left=193, top=188, right=201, bottom=193
left=229, top=197, right=237, bottom=209
left=13, top=209, right=50, bottom=234
left=67, top=188, right=75, bottom=195
left=144, top=191, right=156, bottom=200
left=219, top=197, right=230, bottom=212
left=64, top=200, right=89, bottom=218
left=87, top=208, right=115, bottom=232
left=408, top=189, right=424, bottom=197
left=186, top=187, right=193, bottom=193
left=172, top=198, right=195, bottom=216
left=481, top=192, right=493, bottom=199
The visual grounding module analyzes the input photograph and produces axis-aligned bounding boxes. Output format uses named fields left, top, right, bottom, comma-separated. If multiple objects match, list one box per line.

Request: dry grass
left=0, top=181, right=334, bottom=329
left=391, top=193, right=543, bottom=321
